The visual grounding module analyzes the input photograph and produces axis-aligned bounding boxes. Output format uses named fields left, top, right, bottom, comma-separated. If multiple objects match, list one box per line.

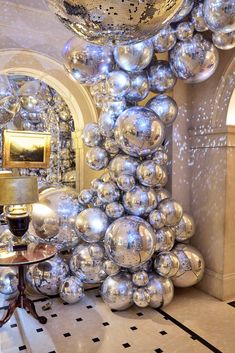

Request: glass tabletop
left=0, top=243, right=57, bottom=266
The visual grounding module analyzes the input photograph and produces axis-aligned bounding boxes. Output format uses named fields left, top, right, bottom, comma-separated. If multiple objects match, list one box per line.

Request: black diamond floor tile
left=159, top=330, right=167, bottom=335
left=19, top=346, right=27, bottom=351
left=63, top=333, right=71, bottom=338
left=92, top=337, right=100, bottom=343
left=123, top=343, right=131, bottom=348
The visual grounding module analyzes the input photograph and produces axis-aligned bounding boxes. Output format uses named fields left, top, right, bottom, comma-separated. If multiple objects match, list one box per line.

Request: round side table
left=0, top=243, right=56, bottom=327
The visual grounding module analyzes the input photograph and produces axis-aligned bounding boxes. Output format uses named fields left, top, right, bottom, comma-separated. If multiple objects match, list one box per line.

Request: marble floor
left=0, top=287, right=234, bottom=353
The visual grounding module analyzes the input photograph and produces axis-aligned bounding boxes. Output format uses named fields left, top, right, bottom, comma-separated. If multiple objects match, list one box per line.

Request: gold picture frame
left=2, top=130, right=51, bottom=169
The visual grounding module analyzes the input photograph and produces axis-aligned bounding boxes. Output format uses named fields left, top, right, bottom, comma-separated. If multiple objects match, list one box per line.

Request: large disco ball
left=114, top=106, right=165, bottom=157
left=172, top=244, right=205, bottom=287
left=46, top=0, right=184, bottom=46
left=70, top=242, right=107, bottom=283
left=170, top=34, right=219, bottom=83
left=146, top=273, right=174, bottom=308
left=101, top=272, right=134, bottom=310
left=203, top=0, right=235, bottom=33
left=63, top=36, right=114, bottom=85
left=104, top=216, right=155, bottom=268
left=27, top=255, right=69, bottom=296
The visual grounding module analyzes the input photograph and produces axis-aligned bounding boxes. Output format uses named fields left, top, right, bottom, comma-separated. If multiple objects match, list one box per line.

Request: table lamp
left=0, top=176, right=39, bottom=251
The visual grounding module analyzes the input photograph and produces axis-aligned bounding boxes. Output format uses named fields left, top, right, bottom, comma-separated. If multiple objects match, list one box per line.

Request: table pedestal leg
left=0, top=265, right=47, bottom=327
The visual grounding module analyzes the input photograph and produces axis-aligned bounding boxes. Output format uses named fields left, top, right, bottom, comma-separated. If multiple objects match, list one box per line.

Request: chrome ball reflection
left=75, top=208, right=109, bottom=243
left=152, top=149, right=168, bottom=165
left=117, top=174, right=136, bottom=192
left=146, top=273, right=174, bottom=308
left=147, top=94, right=178, bottom=126
left=102, top=97, right=127, bottom=116
left=137, top=161, right=164, bottom=187
left=0, top=268, right=18, bottom=295
left=108, top=154, right=139, bottom=179
left=175, top=213, right=195, bottom=242
left=104, top=216, right=155, bottom=268
left=172, top=0, right=194, bottom=23
left=106, top=70, right=130, bottom=98
left=105, top=202, right=124, bottom=219
left=203, top=0, right=235, bottom=33
left=114, top=107, right=165, bottom=157
left=154, top=251, right=180, bottom=278
left=70, top=242, right=107, bottom=284
left=158, top=199, right=183, bottom=226
left=97, top=182, right=120, bottom=203
left=101, top=272, right=134, bottom=311
left=212, top=31, right=235, bottom=50
left=86, top=147, right=109, bottom=170
left=78, top=189, right=94, bottom=205
left=123, top=186, right=157, bottom=216
left=132, top=271, right=149, bottom=287
left=152, top=25, right=176, bottom=53
left=148, top=61, right=177, bottom=93
left=126, top=72, right=149, bottom=103
left=155, top=188, right=171, bottom=203
left=0, top=96, right=20, bottom=124
left=47, top=0, right=184, bottom=46
left=149, top=210, right=166, bottom=230
left=133, top=287, right=150, bottom=308
left=113, top=40, right=153, bottom=72
left=63, top=36, right=114, bottom=85
left=172, top=244, right=205, bottom=287
left=191, top=3, right=208, bottom=32
left=155, top=227, right=175, bottom=252
left=82, top=123, right=102, bottom=147
left=176, top=22, right=194, bottom=41
left=59, top=276, right=84, bottom=304
left=98, top=111, right=117, bottom=137
left=103, top=138, right=120, bottom=155
left=103, top=260, right=121, bottom=276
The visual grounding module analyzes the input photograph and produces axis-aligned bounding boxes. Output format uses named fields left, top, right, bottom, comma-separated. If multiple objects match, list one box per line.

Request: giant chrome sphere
left=137, top=160, right=164, bottom=187
left=82, top=123, right=102, bottom=147
left=113, top=40, right=153, bottom=72
left=86, top=147, right=109, bottom=170
left=212, top=31, right=235, bottom=50
left=203, top=0, right=235, bottom=33
left=75, top=208, right=109, bottom=243
left=98, top=111, right=117, bottom=137
left=154, top=251, right=180, bottom=278
left=126, top=72, right=149, bottom=103
left=59, top=276, right=84, bottom=304
left=108, top=154, right=139, bottom=179
left=123, top=186, right=157, bottom=216
left=172, top=244, right=205, bottom=287
left=191, top=3, right=208, bottom=32
left=175, top=213, right=195, bottom=242
left=0, top=268, right=18, bottom=295
left=70, top=242, right=107, bottom=284
left=101, top=272, right=134, bottom=310
left=155, top=227, right=175, bottom=252
left=27, top=255, right=69, bottom=296
left=152, top=25, right=176, bottom=53
left=106, top=70, right=130, bottom=98
left=158, top=199, right=183, bottom=226
left=63, top=36, right=114, bottom=85
left=146, top=273, right=174, bottom=308
left=46, top=0, right=184, bottom=46
left=147, top=94, right=178, bottom=126
left=170, top=35, right=219, bottom=83
left=97, top=182, right=120, bottom=203
left=104, top=216, right=155, bottom=268
left=114, top=107, right=165, bottom=157
left=148, top=61, right=177, bottom=93
left=172, top=0, right=194, bottom=23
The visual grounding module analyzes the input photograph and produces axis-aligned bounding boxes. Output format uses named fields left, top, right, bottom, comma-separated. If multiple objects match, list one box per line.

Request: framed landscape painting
left=2, top=130, right=51, bottom=169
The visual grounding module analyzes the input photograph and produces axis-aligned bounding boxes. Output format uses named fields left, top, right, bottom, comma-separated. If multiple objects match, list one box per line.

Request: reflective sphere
left=104, top=216, right=155, bottom=268
left=59, top=276, right=84, bottom=304
left=137, top=160, right=164, bottom=187
left=63, top=36, right=114, bottom=85
left=176, top=22, right=194, bottom=41
left=146, top=273, right=174, bottom=308
left=154, top=251, right=180, bottom=278
left=70, top=242, right=107, bottom=284
left=103, top=138, right=120, bottom=155
left=147, top=94, right=178, bottom=126
left=19, top=81, right=48, bottom=113
left=114, top=107, right=165, bottom=157
left=97, top=182, right=120, bottom=203
left=149, top=210, right=166, bottom=230
left=75, top=208, right=108, bottom=243
left=175, top=213, right=195, bottom=242
left=155, top=188, right=171, bottom=203
left=123, top=186, right=157, bottom=216
left=126, top=72, right=149, bottom=103
left=152, top=25, right=176, bottom=53
left=170, top=35, right=219, bottom=83
left=155, top=227, right=175, bottom=252
left=82, top=123, right=102, bottom=147
left=114, top=40, right=153, bottom=72
left=152, top=148, right=168, bottom=165
left=148, top=61, right=177, bottom=93
left=133, top=287, right=150, bottom=308
left=103, top=260, right=121, bottom=276
left=172, top=244, right=205, bottom=287
left=108, top=154, right=139, bottom=179
left=203, top=0, right=235, bottom=33
left=102, top=97, right=127, bottom=116
left=101, top=272, right=134, bottom=310
left=106, top=70, right=130, bottom=98
left=27, top=255, right=69, bottom=296
left=172, top=0, right=194, bottom=23
left=212, top=31, right=235, bottom=50
left=191, top=3, right=208, bottom=32
left=86, top=147, right=109, bottom=170
left=0, top=96, right=20, bottom=124
left=47, top=0, right=184, bottom=46
left=132, top=271, right=149, bottom=287
left=78, top=189, right=94, bottom=205
left=105, top=202, right=124, bottom=219
left=98, top=111, right=117, bottom=137
left=117, top=174, right=136, bottom=192
left=0, top=268, right=18, bottom=295
left=158, top=199, right=183, bottom=226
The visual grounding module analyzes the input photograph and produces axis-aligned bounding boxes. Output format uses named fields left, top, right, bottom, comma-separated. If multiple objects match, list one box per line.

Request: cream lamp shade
left=0, top=176, right=39, bottom=205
